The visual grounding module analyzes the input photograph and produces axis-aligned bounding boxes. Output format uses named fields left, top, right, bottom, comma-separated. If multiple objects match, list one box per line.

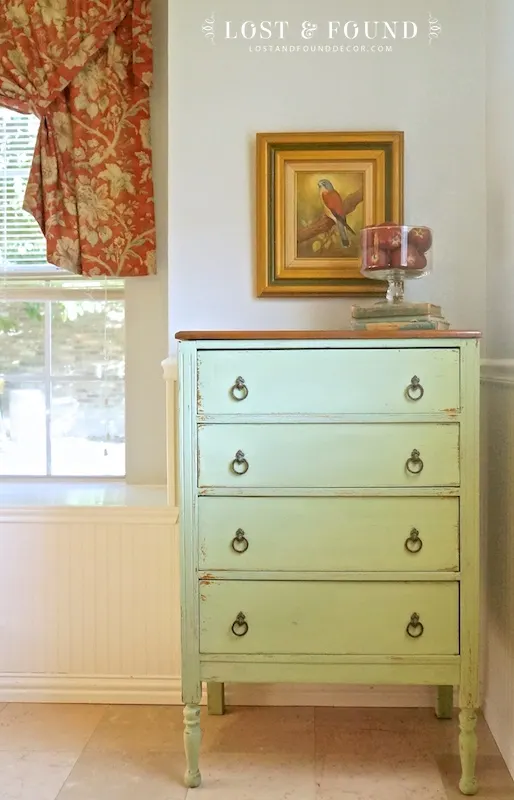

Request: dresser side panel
left=178, top=341, right=201, bottom=703
left=459, top=338, right=481, bottom=707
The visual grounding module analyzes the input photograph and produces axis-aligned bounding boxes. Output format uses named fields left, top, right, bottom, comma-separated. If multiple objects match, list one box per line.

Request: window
left=0, top=108, right=126, bottom=478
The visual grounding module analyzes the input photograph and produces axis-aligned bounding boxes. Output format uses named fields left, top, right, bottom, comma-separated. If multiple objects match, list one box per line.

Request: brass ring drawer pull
left=231, top=450, right=249, bottom=475
left=231, top=529, right=249, bottom=553
left=406, top=375, right=424, bottom=401
left=231, top=612, right=249, bottom=637
left=405, top=528, right=423, bottom=553
left=406, top=449, right=424, bottom=474
left=406, top=613, right=424, bottom=638
left=230, top=377, right=249, bottom=401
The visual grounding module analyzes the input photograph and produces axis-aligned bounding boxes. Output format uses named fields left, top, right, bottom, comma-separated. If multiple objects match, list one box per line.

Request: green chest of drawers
left=176, top=330, right=481, bottom=794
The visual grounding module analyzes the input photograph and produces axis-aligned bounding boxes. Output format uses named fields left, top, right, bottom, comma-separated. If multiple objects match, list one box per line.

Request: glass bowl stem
left=386, top=275, right=405, bottom=303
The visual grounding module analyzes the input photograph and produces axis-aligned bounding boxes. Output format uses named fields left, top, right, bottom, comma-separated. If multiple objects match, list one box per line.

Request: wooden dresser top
left=175, top=330, right=481, bottom=341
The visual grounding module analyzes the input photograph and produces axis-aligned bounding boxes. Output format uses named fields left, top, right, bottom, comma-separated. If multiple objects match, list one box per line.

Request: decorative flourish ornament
left=428, top=13, right=442, bottom=45
left=202, top=14, right=216, bottom=45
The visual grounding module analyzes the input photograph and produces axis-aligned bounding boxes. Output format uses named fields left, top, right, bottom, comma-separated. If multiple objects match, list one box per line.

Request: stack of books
left=351, top=303, right=450, bottom=331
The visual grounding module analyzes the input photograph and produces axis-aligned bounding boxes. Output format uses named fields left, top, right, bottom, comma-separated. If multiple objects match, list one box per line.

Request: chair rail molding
left=481, top=359, right=514, bottom=386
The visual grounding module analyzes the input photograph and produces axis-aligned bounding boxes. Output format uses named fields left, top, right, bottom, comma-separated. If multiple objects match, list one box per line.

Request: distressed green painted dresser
left=176, top=330, right=481, bottom=794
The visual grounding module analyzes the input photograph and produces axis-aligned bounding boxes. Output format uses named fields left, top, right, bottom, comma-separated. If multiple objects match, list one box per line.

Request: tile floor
left=0, top=703, right=512, bottom=799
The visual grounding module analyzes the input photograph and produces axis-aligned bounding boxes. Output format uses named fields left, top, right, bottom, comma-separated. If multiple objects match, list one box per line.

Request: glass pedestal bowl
left=360, top=224, right=433, bottom=310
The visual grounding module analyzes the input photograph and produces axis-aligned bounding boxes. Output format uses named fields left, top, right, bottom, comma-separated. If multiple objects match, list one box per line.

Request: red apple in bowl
left=363, top=247, right=390, bottom=270
left=373, top=224, right=403, bottom=251
left=408, top=226, right=433, bottom=254
left=391, top=245, right=427, bottom=270
left=360, top=227, right=382, bottom=252
left=361, top=224, right=402, bottom=252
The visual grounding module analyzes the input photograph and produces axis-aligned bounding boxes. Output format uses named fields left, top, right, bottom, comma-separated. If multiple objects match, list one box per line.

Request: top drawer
left=197, top=348, right=460, bottom=416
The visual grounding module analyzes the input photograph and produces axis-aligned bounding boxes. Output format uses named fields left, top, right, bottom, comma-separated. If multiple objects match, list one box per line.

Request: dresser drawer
left=199, top=581, right=459, bottom=655
left=197, top=348, right=460, bottom=416
left=198, top=497, right=459, bottom=572
left=198, top=423, right=460, bottom=488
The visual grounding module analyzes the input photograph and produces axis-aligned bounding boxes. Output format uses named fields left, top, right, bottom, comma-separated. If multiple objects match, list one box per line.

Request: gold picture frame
left=256, top=131, right=404, bottom=297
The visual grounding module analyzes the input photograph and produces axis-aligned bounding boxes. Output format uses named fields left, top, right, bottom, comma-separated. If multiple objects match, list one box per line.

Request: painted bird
left=318, top=179, right=357, bottom=248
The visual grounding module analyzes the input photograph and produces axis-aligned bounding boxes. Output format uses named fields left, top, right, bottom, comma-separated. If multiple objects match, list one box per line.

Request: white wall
left=481, top=371, right=514, bottom=779
left=125, top=0, right=168, bottom=484
left=486, top=1, right=514, bottom=358
left=483, top=0, right=514, bottom=780
left=169, top=0, right=487, bottom=345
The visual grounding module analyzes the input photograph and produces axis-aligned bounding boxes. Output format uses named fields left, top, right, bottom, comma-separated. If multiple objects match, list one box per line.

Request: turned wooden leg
left=436, top=685, right=454, bottom=720
left=459, top=708, right=478, bottom=795
left=184, top=704, right=202, bottom=788
left=207, top=682, right=225, bottom=716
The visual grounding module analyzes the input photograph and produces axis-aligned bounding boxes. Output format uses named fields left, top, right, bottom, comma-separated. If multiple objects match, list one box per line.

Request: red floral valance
left=0, top=0, right=155, bottom=276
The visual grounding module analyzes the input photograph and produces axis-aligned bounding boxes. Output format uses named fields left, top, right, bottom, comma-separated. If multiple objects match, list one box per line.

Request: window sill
left=0, top=480, right=168, bottom=508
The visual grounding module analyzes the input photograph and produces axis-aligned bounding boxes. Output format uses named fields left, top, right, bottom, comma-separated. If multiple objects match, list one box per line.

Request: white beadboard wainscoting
left=481, top=360, right=514, bottom=779
left=0, top=498, right=181, bottom=704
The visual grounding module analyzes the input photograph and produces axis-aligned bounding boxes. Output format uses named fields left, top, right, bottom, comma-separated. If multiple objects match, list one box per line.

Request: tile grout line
left=53, top=704, right=110, bottom=800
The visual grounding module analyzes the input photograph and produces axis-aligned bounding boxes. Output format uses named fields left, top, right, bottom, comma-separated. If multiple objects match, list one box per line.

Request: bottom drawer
left=199, top=581, right=459, bottom=656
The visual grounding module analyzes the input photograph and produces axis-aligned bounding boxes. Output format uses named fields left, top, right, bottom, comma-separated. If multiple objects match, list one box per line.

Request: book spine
left=351, top=321, right=450, bottom=331
left=351, top=306, right=442, bottom=319
left=351, top=315, right=446, bottom=324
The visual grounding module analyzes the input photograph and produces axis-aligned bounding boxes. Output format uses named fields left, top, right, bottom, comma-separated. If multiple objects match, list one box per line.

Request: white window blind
left=0, top=108, right=64, bottom=277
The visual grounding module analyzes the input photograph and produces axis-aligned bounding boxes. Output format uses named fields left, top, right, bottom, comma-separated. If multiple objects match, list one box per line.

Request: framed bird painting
left=256, top=131, right=404, bottom=296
